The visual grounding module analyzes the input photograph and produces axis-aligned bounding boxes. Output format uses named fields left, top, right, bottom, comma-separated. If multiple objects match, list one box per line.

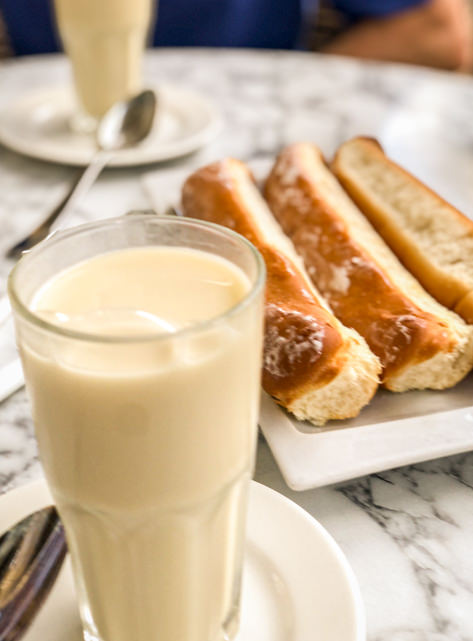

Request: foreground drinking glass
left=53, top=0, right=154, bottom=130
left=8, top=216, right=265, bottom=641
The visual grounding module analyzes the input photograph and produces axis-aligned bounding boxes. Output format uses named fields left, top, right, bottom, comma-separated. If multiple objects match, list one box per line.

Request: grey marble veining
left=0, top=49, right=473, bottom=640
left=0, top=390, right=40, bottom=490
left=256, top=443, right=473, bottom=641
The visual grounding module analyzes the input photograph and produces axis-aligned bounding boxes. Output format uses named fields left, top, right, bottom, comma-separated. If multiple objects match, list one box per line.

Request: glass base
left=222, top=600, right=241, bottom=641
left=69, top=110, right=98, bottom=135
left=80, top=596, right=241, bottom=641
left=82, top=613, right=240, bottom=641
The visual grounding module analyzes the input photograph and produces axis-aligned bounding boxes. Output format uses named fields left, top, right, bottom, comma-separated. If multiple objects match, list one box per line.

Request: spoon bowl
left=0, top=507, right=66, bottom=641
left=97, top=89, right=157, bottom=152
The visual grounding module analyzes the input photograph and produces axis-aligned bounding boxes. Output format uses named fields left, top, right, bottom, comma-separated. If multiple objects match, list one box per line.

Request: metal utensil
left=6, top=89, right=157, bottom=260
left=0, top=506, right=67, bottom=641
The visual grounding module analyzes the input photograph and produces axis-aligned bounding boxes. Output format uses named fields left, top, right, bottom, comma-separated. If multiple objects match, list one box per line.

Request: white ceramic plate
left=0, top=85, right=221, bottom=167
left=0, top=480, right=365, bottom=641
left=143, top=163, right=473, bottom=491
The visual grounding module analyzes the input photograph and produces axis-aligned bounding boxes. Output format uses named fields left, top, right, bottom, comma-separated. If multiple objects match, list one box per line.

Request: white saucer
left=0, top=480, right=364, bottom=641
left=0, top=85, right=221, bottom=167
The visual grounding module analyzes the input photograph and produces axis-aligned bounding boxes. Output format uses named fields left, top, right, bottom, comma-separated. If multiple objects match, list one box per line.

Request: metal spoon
left=6, top=89, right=157, bottom=260
left=0, top=506, right=66, bottom=641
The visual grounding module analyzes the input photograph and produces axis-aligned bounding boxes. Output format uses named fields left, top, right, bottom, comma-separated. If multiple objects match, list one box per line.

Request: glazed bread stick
left=182, top=158, right=380, bottom=425
left=333, top=136, right=473, bottom=325
left=265, top=143, right=473, bottom=392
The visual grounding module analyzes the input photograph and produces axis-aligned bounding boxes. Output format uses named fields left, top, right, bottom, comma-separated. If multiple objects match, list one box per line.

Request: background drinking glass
left=53, top=0, right=154, bottom=130
left=8, top=215, right=265, bottom=641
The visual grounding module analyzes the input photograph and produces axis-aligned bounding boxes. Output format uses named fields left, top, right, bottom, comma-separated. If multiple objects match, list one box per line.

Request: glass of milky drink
left=8, top=215, right=265, bottom=641
left=53, top=0, right=154, bottom=130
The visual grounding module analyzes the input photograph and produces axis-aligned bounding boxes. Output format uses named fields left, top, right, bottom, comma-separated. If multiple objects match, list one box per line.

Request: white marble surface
left=1, top=49, right=473, bottom=641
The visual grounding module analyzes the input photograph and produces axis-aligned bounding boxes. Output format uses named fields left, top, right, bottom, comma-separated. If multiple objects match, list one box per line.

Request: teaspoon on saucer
left=5, top=89, right=157, bottom=260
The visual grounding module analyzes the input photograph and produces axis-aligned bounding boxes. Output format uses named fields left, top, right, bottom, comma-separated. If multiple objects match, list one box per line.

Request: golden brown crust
left=332, top=137, right=473, bottom=315
left=264, top=144, right=457, bottom=382
left=455, top=291, right=473, bottom=325
left=181, top=159, right=354, bottom=407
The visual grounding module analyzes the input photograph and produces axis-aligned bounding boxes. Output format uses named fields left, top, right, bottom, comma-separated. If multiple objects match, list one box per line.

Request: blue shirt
left=1, top=0, right=425, bottom=56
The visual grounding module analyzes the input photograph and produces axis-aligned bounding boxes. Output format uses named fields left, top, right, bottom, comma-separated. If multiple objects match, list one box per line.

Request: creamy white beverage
left=54, top=0, right=153, bottom=118
left=17, top=245, right=263, bottom=641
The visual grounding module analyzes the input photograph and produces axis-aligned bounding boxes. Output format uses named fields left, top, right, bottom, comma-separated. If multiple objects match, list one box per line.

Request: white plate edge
left=0, top=479, right=366, bottom=641
left=259, top=395, right=473, bottom=491
left=0, top=84, right=222, bottom=167
left=251, top=481, right=366, bottom=641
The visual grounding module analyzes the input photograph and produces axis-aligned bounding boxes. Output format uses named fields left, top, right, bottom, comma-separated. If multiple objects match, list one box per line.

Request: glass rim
left=7, top=215, right=266, bottom=344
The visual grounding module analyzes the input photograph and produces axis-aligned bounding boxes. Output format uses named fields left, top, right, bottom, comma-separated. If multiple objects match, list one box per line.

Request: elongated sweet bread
left=181, top=158, right=380, bottom=425
left=332, top=136, right=473, bottom=324
left=265, top=143, right=473, bottom=392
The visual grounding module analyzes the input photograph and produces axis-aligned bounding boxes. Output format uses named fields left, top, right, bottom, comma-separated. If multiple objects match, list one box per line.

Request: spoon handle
left=62, top=150, right=113, bottom=216
left=6, top=150, right=113, bottom=260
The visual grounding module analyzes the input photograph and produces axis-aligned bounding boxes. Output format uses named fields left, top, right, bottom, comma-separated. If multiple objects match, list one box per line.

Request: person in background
left=0, top=0, right=471, bottom=71
left=315, top=0, right=473, bottom=71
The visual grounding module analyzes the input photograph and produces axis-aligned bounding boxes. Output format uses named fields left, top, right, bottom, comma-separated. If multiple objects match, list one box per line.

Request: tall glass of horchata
left=53, top=0, right=155, bottom=131
left=8, top=215, right=265, bottom=641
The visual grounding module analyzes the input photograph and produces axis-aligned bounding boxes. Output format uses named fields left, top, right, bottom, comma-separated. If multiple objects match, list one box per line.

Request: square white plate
left=143, top=163, right=473, bottom=492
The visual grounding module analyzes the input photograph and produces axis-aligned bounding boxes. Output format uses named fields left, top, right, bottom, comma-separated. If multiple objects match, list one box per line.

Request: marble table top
left=1, top=49, right=473, bottom=641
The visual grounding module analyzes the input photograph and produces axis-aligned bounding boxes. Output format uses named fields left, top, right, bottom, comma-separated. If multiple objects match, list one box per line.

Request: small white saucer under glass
left=0, top=85, right=222, bottom=167
left=0, top=479, right=365, bottom=641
